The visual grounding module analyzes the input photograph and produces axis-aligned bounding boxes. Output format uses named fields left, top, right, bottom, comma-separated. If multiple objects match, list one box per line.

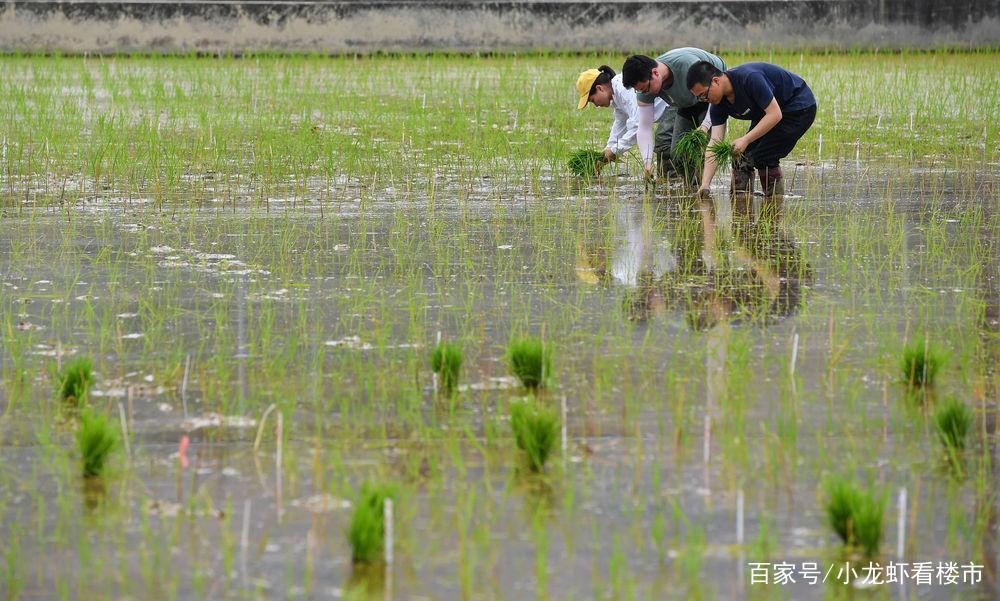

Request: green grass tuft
left=824, top=476, right=884, bottom=557
left=348, top=482, right=398, bottom=564
left=935, top=398, right=972, bottom=450
left=900, top=338, right=945, bottom=389
left=77, top=408, right=118, bottom=478
left=707, top=140, right=740, bottom=170
left=507, top=337, right=552, bottom=390
left=59, top=357, right=93, bottom=403
left=567, top=149, right=603, bottom=178
left=509, top=399, right=559, bottom=472
left=431, top=341, right=463, bottom=394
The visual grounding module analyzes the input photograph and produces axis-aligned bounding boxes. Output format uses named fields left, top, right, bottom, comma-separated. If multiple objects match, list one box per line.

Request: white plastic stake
left=736, top=489, right=745, bottom=545
left=117, top=401, right=131, bottom=461
left=818, top=134, right=823, bottom=161
left=790, top=333, right=799, bottom=379
left=181, top=353, right=191, bottom=418
left=897, top=487, right=907, bottom=558
left=560, top=395, right=568, bottom=457
left=384, top=498, right=394, bottom=565
left=703, top=414, right=711, bottom=465
left=276, top=412, right=283, bottom=521
left=241, top=499, right=252, bottom=585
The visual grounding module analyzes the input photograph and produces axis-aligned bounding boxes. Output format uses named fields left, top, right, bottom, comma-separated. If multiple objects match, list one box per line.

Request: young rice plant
left=509, top=399, right=559, bottom=472
left=507, top=337, right=552, bottom=390
left=77, top=408, right=118, bottom=478
left=348, top=482, right=398, bottom=564
left=431, top=341, right=463, bottom=395
left=824, top=476, right=884, bottom=557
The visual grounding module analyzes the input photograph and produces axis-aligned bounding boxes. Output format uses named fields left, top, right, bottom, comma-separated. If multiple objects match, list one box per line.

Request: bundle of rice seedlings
left=348, top=482, right=398, bottom=564
left=77, top=408, right=118, bottom=478
left=673, top=128, right=709, bottom=175
left=824, top=476, right=884, bottom=557
left=567, top=149, right=604, bottom=177
left=935, top=397, right=972, bottom=451
left=900, top=337, right=945, bottom=389
left=430, top=341, right=463, bottom=395
left=507, top=337, right=553, bottom=390
left=59, top=357, right=93, bottom=403
left=707, top=140, right=740, bottom=170
left=509, top=399, right=560, bottom=472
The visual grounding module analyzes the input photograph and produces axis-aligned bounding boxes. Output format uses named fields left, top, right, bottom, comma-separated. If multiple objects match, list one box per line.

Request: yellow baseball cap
left=576, top=69, right=600, bottom=110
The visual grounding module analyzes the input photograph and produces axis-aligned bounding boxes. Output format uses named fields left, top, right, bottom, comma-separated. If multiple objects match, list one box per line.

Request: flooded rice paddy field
left=0, top=53, right=998, bottom=600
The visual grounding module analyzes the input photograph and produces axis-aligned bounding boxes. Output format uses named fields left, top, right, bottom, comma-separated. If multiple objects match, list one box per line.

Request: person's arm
left=698, top=123, right=727, bottom=195
left=636, top=102, right=655, bottom=174
left=735, top=97, right=782, bottom=154
left=605, top=100, right=630, bottom=160
left=613, top=88, right=651, bottom=156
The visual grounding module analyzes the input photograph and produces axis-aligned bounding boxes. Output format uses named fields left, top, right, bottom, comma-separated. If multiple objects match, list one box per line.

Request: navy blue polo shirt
left=709, top=62, right=816, bottom=126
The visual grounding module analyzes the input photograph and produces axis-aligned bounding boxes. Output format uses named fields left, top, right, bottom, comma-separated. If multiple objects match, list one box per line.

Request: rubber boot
left=730, top=155, right=754, bottom=201
left=759, top=166, right=784, bottom=198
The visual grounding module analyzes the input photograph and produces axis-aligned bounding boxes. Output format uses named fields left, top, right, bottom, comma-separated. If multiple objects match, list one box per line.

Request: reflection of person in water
left=684, top=194, right=811, bottom=330
left=576, top=193, right=809, bottom=327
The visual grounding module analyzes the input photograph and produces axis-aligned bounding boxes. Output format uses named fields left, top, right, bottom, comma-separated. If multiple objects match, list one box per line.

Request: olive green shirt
left=636, top=47, right=726, bottom=109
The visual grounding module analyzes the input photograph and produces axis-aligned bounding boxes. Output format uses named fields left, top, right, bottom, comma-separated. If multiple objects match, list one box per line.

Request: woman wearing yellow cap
left=576, top=65, right=667, bottom=175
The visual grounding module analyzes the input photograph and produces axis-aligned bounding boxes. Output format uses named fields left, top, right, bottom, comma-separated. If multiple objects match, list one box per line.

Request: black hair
left=589, top=65, right=615, bottom=96
left=686, top=61, right=723, bottom=91
left=621, top=55, right=657, bottom=89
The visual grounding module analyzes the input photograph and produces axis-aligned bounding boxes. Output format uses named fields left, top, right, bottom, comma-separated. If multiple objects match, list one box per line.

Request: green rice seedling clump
left=507, top=337, right=552, bottom=390
left=509, top=399, right=559, bottom=472
left=77, top=408, right=118, bottom=478
left=431, top=341, right=463, bottom=394
left=673, top=128, right=708, bottom=174
left=567, top=149, right=604, bottom=177
left=348, top=482, right=398, bottom=564
left=59, top=357, right=93, bottom=403
left=935, top=398, right=972, bottom=450
left=824, top=476, right=884, bottom=557
left=708, top=140, right=740, bottom=170
left=900, top=338, right=945, bottom=389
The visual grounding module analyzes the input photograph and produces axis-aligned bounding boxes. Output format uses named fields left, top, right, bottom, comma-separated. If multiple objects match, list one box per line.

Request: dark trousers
left=654, top=102, right=709, bottom=183
left=744, top=104, right=817, bottom=169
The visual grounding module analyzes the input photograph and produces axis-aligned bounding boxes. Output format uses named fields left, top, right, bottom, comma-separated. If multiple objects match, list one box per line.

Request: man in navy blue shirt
left=686, top=61, right=816, bottom=198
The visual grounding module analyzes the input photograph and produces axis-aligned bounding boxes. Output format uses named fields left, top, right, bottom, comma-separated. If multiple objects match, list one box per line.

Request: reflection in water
left=578, top=193, right=811, bottom=329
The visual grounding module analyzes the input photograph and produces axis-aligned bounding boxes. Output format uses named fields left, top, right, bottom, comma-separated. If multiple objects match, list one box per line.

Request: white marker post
left=181, top=353, right=191, bottom=418
left=118, top=401, right=131, bottom=461
left=241, top=499, right=252, bottom=587
left=897, top=487, right=907, bottom=558
left=276, top=412, right=283, bottom=522
left=384, top=497, right=394, bottom=601
left=736, top=489, right=745, bottom=545
left=561, top=395, right=568, bottom=460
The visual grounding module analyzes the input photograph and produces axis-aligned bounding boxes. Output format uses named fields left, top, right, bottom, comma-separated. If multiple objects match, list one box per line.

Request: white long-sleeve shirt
left=606, top=74, right=667, bottom=157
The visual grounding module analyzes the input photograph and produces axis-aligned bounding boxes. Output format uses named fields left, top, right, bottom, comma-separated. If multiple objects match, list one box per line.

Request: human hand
left=733, top=137, right=749, bottom=155
left=603, top=148, right=617, bottom=162
left=696, top=187, right=712, bottom=199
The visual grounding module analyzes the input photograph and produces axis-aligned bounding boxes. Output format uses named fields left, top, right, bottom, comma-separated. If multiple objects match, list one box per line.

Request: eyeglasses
left=695, top=79, right=714, bottom=103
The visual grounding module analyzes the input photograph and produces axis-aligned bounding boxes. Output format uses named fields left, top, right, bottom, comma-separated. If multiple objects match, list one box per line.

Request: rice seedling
left=348, top=482, right=397, bottom=565
left=430, top=341, right=462, bottom=395
left=506, top=337, right=552, bottom=390
left=823, top=476, right=884, bottom=557
left=672, top=128, right=708, bottom=175
left=899, top=337, right=945, bottom=389
left=76, top=408, right=118, bottom=478
left=509, top=399, right=559, bottom=472
left=58, top=357, right=93, bottom=403
left=707, top=140, right=740, bottom=170
left=567, top=149, right=603, bottom=178
left=935, top=397, right=972, bottom=451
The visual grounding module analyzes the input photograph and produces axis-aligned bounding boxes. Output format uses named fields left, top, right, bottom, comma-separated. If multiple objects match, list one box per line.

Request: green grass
left=935, top=398, right=972, bottom=451
left=431, top=341, right=463, bottom=395
left=900, top=337, right=945, bottom=389
left=58, top=357, right=93, bottom=403
left=823, top=476, right=885, bottom=557
left=506, top=337, right=552, bottom=390
left=567, top=149, right=603, bottom=178
left=76, top=408, right=118, bottom=478
left=509, top=399, right=559, bottom=472
left=348, top=482, right=397, bottom=565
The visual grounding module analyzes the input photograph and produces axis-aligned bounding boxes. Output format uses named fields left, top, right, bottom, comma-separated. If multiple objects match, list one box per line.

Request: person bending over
left=621, top=48, right=726, bottom=184
left=686, top=60, right=816, bottom=198
left=575, top=65, right=667, bottom=175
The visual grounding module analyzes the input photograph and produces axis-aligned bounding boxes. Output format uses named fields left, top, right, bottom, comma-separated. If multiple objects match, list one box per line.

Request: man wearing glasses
left=621, top=48, right=726, bottom=184
left=685, top=60, right=816, bottom=199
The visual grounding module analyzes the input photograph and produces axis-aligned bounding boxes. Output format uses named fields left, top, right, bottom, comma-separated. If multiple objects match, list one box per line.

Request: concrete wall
left=2, top=1, right=999, bottom=53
